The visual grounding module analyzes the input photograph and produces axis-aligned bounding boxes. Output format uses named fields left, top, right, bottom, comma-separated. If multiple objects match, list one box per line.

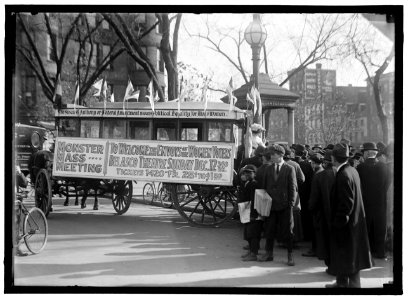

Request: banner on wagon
left=53, top=137, right=235, bottom=186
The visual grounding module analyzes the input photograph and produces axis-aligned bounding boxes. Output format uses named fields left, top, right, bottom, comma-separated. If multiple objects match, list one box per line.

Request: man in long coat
left=326, top=143, right=372, bottom=288
left=357, top=142, right=390, bottom=259
left=309, top=150, right=336, bottom=274
left=294, top=144, right=314, bottom=245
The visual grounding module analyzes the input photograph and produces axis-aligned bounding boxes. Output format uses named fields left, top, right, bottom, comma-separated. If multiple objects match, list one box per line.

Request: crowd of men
left=237, top=132, right=394, bottom=288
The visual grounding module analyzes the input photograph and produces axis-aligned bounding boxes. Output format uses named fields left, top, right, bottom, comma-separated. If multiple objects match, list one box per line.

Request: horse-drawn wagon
left=33, top=101, right=248, bottom=226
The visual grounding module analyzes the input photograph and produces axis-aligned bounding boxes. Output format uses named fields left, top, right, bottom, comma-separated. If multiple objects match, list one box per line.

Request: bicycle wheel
left=23, top=207, right=48, bottom=254
left=143, top=183, right=155, bottom=205
left=158, top=185, right=172, bottom=208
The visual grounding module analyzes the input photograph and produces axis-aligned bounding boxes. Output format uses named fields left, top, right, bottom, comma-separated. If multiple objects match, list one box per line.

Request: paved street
left=13, top=182, right=393, bottom=288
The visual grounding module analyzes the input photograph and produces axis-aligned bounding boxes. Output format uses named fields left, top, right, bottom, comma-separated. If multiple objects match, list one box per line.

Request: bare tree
left=16, top=13, right=124, bottom=105
left=304, top=94, right=358, bottom=145
left=186, top=14, right=357, bottom=88
left=158, top=13, right=182, bottom=100
left=351, top=35, right=394, bottom=143
left=101, top=13, right=166, bottom=101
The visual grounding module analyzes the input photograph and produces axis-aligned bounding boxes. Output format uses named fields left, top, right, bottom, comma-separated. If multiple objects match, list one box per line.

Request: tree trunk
left=372, top=45, right=394, bottom=144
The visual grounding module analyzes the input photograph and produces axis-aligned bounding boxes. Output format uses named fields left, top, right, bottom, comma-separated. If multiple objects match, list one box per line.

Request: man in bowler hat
left=356, top=142, right=390, bottom=259
left=257, top=144, right=297, bottom=266
left=326, top=143, right=372, bottom=288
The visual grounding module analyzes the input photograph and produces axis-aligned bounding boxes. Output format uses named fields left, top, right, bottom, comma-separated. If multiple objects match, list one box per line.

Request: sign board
left=53, top=137, right=235, bottom=186
left=55, top=108, right=243, bottom=120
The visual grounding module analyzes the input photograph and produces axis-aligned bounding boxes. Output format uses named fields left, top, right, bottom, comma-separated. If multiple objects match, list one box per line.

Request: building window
left=47, top=34, right=57, bottom=62
left=157, top=49, right=164, bottom=72
left=359, top=103, right=366, bottom=113
left=135, top=47, right=147, bottom=70
left=102, top=44, right=112, bottom=69
left=86, top=13, right=96, bottom=27
left=22, top=75, right=37, bottom=107
left=102, top=19, right=109, bottom=29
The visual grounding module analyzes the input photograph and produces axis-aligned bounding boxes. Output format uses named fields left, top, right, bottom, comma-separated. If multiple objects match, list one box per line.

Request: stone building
left=14, top=12, right=165, bottom=125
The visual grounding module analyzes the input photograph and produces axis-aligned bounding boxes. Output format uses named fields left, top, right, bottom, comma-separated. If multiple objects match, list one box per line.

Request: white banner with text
left=53, top=137, right=235, bottom=186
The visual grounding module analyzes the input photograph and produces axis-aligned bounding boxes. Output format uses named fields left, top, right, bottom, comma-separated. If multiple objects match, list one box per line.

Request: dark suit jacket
left=330, top=164, right=372, bottom=275
left=260, top=162, right=297, bottom=211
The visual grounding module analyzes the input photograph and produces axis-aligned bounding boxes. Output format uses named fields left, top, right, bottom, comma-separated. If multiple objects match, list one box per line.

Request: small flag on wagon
left=147, top=80, right=155, bottom=112
left=227, top=77, right=237, bottom=112
left=74, top=77, right=79, bottom=113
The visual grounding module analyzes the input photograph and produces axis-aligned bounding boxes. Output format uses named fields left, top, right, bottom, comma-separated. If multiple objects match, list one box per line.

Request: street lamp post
left=244, top=14, right=267, bottom=124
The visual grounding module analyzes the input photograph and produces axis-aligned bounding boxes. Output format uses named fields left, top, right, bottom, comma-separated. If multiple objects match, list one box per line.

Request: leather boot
left=258, top=251, right=274, bottom=262
left=287, top=252, right=295, bottom=266
left=242, top=252, right=258, bottom=261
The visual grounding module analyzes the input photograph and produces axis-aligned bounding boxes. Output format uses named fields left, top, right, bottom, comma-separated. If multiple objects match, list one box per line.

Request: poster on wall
left=53, top=137, right=235, bottom=186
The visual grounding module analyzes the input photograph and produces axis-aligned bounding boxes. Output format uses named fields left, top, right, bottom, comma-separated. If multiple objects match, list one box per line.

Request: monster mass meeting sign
left=53, top=137, right=235, bottom=186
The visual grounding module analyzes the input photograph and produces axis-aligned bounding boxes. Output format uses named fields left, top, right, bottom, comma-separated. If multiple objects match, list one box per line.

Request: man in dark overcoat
left=356, top=142, right=390, bottom=259
left=257, top=144, right=297, bottom=266
left=326, top=143, right=372, bottom=288
left=309, top=150, right=336, bottom=274
left=294, top=145, right=315, bottom=249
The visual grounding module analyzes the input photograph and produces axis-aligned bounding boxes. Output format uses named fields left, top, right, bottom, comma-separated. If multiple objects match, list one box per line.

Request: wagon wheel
left=34, top=169, right=52, bottom=216
left=112, top=180, right=133, bottom=215
left=170, top=184, right=237, bottom=227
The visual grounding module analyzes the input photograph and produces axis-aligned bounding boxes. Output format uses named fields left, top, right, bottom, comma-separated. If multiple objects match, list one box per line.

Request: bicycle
left=143, top=181, right=175, bottom=208
left=15, top=189, right=48, bottom=255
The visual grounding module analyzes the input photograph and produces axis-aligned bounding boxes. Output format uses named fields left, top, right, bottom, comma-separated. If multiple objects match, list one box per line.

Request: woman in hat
left=250, top=123, right=266, bottom=150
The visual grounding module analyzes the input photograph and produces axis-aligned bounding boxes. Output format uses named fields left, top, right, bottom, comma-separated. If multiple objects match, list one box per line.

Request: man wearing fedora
left=312, top=144, right=323, bottom=154
left=309, top=151, right=336, bottom=275
left=357, top=142, right=390, bottom=259
left=326, top=143, right=372, bottom=288
left=257, top=144, right=297, bottom=266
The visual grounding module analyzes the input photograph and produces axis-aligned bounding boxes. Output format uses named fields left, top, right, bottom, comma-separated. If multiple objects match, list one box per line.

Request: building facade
left=15, top=12, right=165, bottom=125
left=287, top=63, right=337, bottom=145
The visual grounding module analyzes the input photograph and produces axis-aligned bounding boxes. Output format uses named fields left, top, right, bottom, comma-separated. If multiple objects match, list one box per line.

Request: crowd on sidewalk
left=236, top=126, right=394, bottom=288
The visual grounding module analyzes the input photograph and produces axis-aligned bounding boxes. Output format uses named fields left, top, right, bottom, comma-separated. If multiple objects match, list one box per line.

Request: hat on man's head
left=324, top=144, right=334, bottom=150
left=250, top=123, right=265, bottom=133
left=332, top=143, right=350, bottom=158
left=361, top=142, right=378, bottom=152
left=312, top=144, right=323, bottom=150
left=323, top=150, right=333, bottom=162
left=267, top=144, right=285, bottom=156
left=295, top=144, right=306, bottom=154
left=280, top=144, right=292, bottom=157
left=310, top=153, right=324, bottom=164
left=241, top=164, right=257, bottom=173
left=254, top=145, right=266, bottom=157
